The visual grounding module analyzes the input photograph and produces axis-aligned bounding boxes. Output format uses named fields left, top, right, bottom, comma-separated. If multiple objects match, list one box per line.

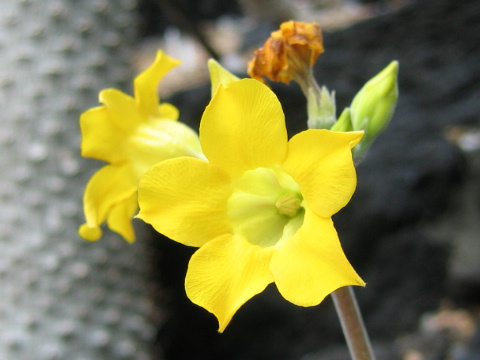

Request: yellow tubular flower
left=137, top=79, right=365, bottom=331
left=79, top=50, right=204, bottom=242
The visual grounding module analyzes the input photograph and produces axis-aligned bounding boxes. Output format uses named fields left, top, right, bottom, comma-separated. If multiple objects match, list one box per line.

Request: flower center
left=275, top=192, right=302, bottom=217
left=227, top=167, right=304, bottom=248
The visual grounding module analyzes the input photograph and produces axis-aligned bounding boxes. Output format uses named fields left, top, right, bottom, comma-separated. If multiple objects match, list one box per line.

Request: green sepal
left=330, top=108, right=353, bottom=132
left=208, top=59, right=240, bottom=97
left=307, top=85, right=336, bottom=129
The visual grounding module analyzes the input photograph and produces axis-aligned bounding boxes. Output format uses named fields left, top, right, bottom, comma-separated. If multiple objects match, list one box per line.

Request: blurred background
left=0, top=0, right=479, bottom=359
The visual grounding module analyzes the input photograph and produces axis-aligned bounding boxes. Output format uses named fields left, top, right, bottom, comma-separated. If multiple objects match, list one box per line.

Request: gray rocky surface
left=0, top=1, right=161, bottom=359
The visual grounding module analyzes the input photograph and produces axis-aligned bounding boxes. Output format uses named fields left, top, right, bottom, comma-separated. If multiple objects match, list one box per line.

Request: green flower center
left=227, top=166, right=304, bottom=248
left=275, top=193, right=302, bottom=217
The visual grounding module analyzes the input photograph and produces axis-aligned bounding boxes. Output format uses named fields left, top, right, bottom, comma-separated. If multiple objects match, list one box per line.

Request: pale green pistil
left=276, top=193, right=302, bottom=217
left=227, top=167, right=304, bottom=248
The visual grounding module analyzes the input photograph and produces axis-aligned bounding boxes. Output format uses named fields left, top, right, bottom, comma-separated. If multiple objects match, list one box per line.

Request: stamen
left=276, top=193, right=302, bottom=217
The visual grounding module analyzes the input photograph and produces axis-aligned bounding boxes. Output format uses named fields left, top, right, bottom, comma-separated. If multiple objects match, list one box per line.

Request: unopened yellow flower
left=137, top=78, right=364, bottom=332
left=79, top=50, right=204, bottom=242
left=248, top=21, right=324, bottom=86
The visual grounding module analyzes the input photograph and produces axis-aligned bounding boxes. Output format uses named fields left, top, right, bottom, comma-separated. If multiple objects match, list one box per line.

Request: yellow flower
left=248, top=21, right=324, bottom=87
left=137, top=79, right=364, bottom=331
left=79, top=50, right=204, bottom=242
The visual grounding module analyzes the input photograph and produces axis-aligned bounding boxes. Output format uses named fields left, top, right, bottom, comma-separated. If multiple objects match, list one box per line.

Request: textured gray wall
left=0, top=0, right=161, bottom=359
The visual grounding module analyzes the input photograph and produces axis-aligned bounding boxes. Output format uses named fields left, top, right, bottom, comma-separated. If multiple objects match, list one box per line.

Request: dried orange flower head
left=248, top=21, right=324, bottom=85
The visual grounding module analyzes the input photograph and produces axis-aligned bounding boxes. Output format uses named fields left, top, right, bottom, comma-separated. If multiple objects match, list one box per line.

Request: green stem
left=332, top=286, right=376, bottom=360
left=296, top=70, right=336, bottom=130
left=296, top=69, right=321, bottom=101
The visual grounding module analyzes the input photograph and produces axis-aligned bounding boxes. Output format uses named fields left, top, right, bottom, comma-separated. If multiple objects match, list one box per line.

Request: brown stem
left=332, top=286, right=376, bottom=360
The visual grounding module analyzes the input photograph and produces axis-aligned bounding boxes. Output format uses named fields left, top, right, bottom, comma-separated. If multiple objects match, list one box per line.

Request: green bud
left=330, top=107, right=353, bottom=132
left=307, top=85, right=336, bottom=129
left=350, top=61, right=399, bottom=154
left=207, top=59, right=240, bottom=97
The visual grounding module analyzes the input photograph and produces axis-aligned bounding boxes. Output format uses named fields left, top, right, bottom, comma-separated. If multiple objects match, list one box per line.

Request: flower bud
left=350, top=61, right=399, bottom=154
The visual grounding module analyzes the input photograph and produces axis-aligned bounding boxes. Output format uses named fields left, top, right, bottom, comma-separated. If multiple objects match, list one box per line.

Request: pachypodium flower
left=79, top=50, right=204, bottom=242
left=137, top=78, right=365, bottom=331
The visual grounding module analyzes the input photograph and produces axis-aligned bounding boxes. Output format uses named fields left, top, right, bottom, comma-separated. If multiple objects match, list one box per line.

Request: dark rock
left=424, top=147, right=480, bottom=305
left=396, top=330, right=451, bottom=360
left=461, top=320, right=480, bottom=360
left=355, top=228, right=450, bottom=339
left=302, top=342, right=401, bottom=360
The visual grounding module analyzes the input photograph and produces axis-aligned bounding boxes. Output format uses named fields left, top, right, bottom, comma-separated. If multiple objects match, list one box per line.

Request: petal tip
left=79, top=224, right=102, bottom=241
left=155, top=49, right=182, bottom=67
left=212, top=309, right=234, bottom=333
left=217, top=321, right=228, bottom=333
left=124, top=234, right=136, bottom=243
left=350, top=130, right=365, bottom=148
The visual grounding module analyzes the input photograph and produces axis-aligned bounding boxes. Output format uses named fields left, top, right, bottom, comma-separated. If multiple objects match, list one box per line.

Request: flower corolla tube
left=79, top=50, right=204, bottom=242
left=137, top=78, right=365, bottom=331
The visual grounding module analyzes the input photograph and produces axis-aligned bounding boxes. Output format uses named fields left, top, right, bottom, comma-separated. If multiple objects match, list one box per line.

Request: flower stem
left=332, top=286, right=376, bottom=360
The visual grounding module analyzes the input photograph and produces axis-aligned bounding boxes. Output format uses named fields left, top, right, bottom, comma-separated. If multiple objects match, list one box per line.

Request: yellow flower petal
left=137, top=157, right=232, bottom=247
left=99, top=88, right=143, bottom=130
left=282, top=129, right=363, bottom=218
left=127, top=118, right=204, bottom=178
left=158, top=102, right=179, bottom=120
left=271, top=210, right=365, bottom=306
left=185, top=234, right=274, bottom=332
left=200, top=79, right=288, bottom=178
left=79, top=106, right=127, bottom=163
left=78, top=223, right=102, bottom=241
left=134, top=50, right=182, bottom=115
left=81, top=164, right=137, bottom=240
left=107, top=192, right=138, bottom=243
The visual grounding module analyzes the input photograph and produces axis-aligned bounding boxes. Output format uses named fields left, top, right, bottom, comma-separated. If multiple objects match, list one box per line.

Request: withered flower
left=248, top=21, right=324, bottom=91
